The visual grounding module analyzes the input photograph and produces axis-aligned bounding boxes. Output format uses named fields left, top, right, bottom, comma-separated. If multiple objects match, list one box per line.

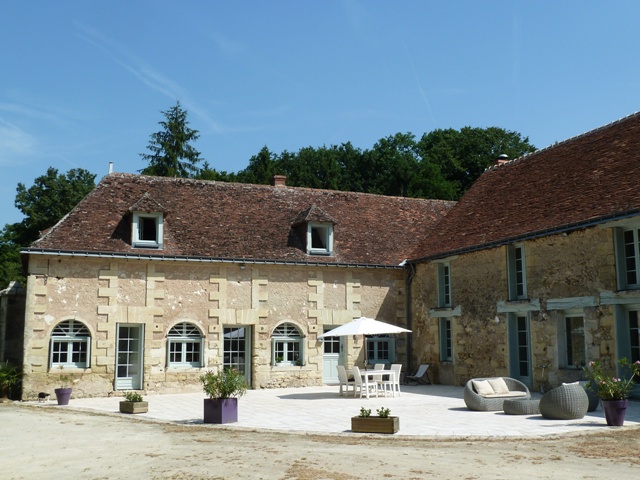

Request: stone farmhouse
left=410, top=112, right=640, bottom=391
left=6, top=111, right=640, bottom=399
left=16, top=174, right=453, bottom=398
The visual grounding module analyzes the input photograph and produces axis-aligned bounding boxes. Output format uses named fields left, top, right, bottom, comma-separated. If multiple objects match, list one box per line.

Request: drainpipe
left=405, top=262, right=417, bottom=374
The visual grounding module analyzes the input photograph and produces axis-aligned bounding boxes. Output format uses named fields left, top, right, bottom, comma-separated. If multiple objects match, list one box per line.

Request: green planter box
left=119, top=401, right=149, bottom=414
left=351, top=416, right=399, bottom=434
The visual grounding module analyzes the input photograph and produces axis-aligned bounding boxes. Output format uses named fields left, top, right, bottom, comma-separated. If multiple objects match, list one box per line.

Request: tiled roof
left=291, top=205, right=338, bottom=226
left=29, top=173, right=455, bottom=266
left=129, top=192, right=166, bottom=213
left=411, top=112, right=640, bottom=260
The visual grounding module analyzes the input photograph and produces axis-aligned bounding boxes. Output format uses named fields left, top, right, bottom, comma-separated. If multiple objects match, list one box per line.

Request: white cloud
left=0, top=119, right=37, bottom=164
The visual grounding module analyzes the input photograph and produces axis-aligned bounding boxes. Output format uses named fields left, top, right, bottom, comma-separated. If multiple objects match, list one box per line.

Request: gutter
left=404, top=262, right=417, bottom=374
left=20, top=248, right=404, bottom=270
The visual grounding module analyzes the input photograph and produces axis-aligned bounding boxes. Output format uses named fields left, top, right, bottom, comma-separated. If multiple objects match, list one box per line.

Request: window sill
left=429, top=305, right=461, bottom=317
left=49, top=366, right=91, bottom=372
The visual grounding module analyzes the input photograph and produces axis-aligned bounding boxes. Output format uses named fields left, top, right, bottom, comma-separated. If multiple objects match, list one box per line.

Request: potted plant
left=351, top=406, right=399, bottom=434
left=583, top=358, right=640, bottom=426
left=0, top=361, right=23, bottom=402
left=119, top=391, right=148, bottom=414
left=54, top=372, right=73, bottom=406
left=200, top=368, right=248, bottom=424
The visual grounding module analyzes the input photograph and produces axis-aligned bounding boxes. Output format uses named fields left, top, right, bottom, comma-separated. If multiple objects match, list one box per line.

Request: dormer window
left=292, top=205, right=336, bottom=257
left=133, top=211, right=163, bottom=249
left=308, top=222, right=333, bottom=256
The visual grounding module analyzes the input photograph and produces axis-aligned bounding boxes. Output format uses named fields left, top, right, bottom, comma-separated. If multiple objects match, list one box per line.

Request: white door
left=223, top=326, right=252, bottom=383
left=322, top=331, right=343, bottom=384
left=508, top=314, right=532, bottom=388
left=115, top=324, right=144, bottom=390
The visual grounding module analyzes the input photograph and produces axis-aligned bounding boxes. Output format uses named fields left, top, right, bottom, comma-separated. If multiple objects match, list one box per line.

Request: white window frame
left=366, top=334, right=395, bottom=365
left=626, top=309, right=640, bottom=364
left=557, top=312, right=585, bottom=369
left=167, top=322, right=204, bottom=368
left=439, top=317, right=453, bottom=362
left=437, top=262, right=451, bottom=308
left=49, top=319, right=91, bottom=369
left=507, top=244, right=527, bottom=300
left=307, top=222, right=333, bottom=256
left=614, top=227, right=640, bottom=290
left=271, top=323, right=304, bottom=366
left=132, top=211, right=163, bottom=249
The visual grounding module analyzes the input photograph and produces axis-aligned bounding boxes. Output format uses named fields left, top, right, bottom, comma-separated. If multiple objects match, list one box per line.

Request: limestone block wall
left=411, top=226, right=618, bottom=389
left=21, top=254, right=405, bottom=399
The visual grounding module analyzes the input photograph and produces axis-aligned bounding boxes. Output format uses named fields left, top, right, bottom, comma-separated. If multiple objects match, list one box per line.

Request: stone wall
left=21, top=255, right=406, bottom=399
left=410, top=226, right=618, bottom=390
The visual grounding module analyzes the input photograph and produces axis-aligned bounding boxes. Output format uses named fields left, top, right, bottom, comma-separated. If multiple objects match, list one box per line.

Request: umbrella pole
left=363, top=334, right=367, bottom=369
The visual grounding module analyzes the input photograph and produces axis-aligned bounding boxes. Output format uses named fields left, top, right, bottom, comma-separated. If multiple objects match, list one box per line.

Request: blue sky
left=1, top=1, right=639, bottom=226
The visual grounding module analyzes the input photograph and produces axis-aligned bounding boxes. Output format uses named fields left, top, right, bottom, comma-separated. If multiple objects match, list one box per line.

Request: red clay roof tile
left=411, top=112, right=640, bottom=260
left=31, top=174, right=455, bottom=266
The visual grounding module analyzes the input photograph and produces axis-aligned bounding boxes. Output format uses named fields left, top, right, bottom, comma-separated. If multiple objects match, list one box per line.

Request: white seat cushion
left=481, top=391, right=527, bottom=398
left=472, top=380, right=495, bottom=396
left=488, top=377, right=510, bottom=395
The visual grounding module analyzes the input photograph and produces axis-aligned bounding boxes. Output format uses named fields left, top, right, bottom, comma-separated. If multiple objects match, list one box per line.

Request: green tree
left=196, top=161, right=236, bottom=182
left=417, top=127, right=536, bottom=199
left=13, top=168, right=96, bottom=244
left=0, top=226, right=24, bottom=288
left=140, top=101, right=203, bottom=178
left=367, top=133, right=420, bottom=197
left=0, top=167, right=96, bottom=289
left=235, top=146, right=279, bottom=184
left=280, top=146, right=342, bottom=190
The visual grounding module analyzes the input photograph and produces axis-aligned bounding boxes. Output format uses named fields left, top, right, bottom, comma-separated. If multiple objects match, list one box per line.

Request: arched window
left=50, top=320, right=91, bottom=369
left=271, top=323, right=304, bottom=366
left=167, top=322, right=204, bottom=368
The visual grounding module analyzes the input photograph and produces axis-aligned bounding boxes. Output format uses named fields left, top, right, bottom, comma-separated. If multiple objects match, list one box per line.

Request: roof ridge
left=487, top=111, right=640, bottom=171
left=106, top=172, right=454, bottom=204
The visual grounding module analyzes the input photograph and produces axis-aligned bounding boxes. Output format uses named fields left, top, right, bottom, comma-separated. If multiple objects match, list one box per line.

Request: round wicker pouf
left=503, top=398, right=541, bottom=415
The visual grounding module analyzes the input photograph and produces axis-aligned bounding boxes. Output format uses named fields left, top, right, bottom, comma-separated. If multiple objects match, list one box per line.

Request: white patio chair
left=377, top=363, right=402, bottom=397
left=336, top=365, right=355, bottom=396
left=374, top=363, right=385, bottom=370
left=352, top=366, right=378, bottom=398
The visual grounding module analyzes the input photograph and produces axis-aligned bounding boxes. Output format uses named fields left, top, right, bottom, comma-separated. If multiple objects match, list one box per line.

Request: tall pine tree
left=140, top=101, right=203, bottom=178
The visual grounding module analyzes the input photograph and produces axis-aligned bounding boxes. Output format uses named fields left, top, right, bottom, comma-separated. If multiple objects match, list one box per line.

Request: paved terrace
left=35, top=384, right=640, bottom=437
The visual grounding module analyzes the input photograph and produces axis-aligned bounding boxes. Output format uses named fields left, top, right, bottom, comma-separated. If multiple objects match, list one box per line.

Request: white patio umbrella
left=317, top=317, right=411, bottom=339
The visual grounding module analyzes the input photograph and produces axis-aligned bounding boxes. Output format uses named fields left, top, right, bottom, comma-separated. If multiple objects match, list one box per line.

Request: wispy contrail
left=76, top=24, right=225, bottom=134
left=402, top=38, right=436, bottom=127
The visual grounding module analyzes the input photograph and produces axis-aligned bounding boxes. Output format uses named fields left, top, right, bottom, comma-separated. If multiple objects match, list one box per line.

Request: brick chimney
left=494, top=154, right=509, bottom=166
left=271, top=175, right=287, bottom=187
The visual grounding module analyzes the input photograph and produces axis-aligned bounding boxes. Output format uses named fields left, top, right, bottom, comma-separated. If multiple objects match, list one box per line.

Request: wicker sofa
left=464, top=377, right=531, bottom=411
left=539, top=383, right=589, bottom=420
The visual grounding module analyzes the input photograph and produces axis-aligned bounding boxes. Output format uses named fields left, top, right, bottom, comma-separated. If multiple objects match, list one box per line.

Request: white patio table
left=349, top=368, right=397, bottom=399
